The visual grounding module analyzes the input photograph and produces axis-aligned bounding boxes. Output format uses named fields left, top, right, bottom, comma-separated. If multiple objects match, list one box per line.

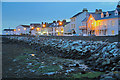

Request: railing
left=97, top=25, right=107, bottom=30
left=79, top=26, right=86, bottom=30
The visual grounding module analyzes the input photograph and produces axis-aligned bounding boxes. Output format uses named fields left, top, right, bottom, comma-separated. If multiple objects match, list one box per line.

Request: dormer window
left=115, top=10, right=118, bottom=16
left=101, top=13, right=104, bottom=18
left=106, top=12, right=109, bottom=17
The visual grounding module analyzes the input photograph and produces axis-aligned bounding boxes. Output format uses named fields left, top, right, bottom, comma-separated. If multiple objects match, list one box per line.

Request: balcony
left=97, top=25, right=107, bottom=30
left=79, top=26, right=86, bottom=30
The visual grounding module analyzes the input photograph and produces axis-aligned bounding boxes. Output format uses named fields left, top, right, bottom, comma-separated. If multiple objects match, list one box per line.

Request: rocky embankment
left=4, top=36, right=120, bottom=79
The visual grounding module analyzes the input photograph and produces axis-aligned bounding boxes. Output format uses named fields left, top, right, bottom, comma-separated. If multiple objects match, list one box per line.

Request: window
left=101, top=13, right=104, bottom=18
left=115, top=10, right=118, bottom=16
left=112, top=30, right=114, bottom=35
left=24, top=28, right=26, bottom=30
left=18, top=29, right=20, bottom=31
left=119, top=20, right=120, bottom=25
left=106, top=12, right=109, bottom=17
left=74, top=24, right=75, bottom=28
left=111, top=21, right=115, bottom=26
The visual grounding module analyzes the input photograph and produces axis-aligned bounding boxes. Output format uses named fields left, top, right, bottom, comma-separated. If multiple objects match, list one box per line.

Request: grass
left=16, top=55, right=28, bottom=61
left=23, top=48, right=36, bottom=53
left=36, top=65, right=61, bottom=74
left=72, top=72, right=105, bottom=78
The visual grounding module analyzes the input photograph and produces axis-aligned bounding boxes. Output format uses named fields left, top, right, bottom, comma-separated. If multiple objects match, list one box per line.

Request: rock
left=13, top=59, right=17, bottom=62
left=43, top=72, right=56, bottom=75
left=102, top=59, right=110, bottom=65
left=66, top=69, right=75, bottom=73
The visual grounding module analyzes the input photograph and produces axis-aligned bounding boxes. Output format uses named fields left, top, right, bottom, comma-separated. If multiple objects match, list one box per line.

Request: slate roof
left=30, top=23, right=41, bottom=27
left=71, top=12, right=83, bottom=18
left=3, top=29, right=14, bottom=31
left=21, top=25, right=30, bottom=28
left=99, top=10, right=120, bottom=20
left=49, top=22, right=70, bottom=27
left=91, top=13, right=101, bottom=20
left=62, top=22, right=70, bottom=26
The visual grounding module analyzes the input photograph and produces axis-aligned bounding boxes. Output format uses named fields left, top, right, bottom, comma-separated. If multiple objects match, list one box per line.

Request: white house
left=70, top=8, right=89, bottom=35
left=49, top=20, right=70, bottom=36
left=30, top=23, right=41, bottom=35
left=2, top=29, right=15, bottom=35
left=87, top=4, right=120, bottom=36
left=16, top=25, right=30, bottom=35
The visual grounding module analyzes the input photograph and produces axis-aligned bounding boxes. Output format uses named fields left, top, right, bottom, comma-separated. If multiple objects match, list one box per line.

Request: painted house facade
left=2, top=29, right=15, bottom=35
left=70, top=8, right=89, bottom=35
left=87, top=6, right=120, bottom=36
left=16, top=25, right=30, bottom=35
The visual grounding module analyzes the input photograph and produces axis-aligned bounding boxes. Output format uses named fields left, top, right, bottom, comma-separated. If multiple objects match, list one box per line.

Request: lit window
left=36, top=28, right=40, bottom=31
left=112, top=30, right=114, bottom=35
left=90, top=18, right=93, bottom=20
left=24, top=28, right=26, bottom=30
left=14, top=29, right=16, bottom=31
left=31, top=27, right=34, bottom=30
left=18, top=29, right=20, bottom=31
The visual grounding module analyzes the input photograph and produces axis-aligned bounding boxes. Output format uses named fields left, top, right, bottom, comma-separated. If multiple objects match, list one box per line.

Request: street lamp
left=36, top=27, right=40, bottom=31
left=42, top=24, right=46, bottom=28
left=59, top=22, right=62, bottom=26
left=31, top=27, right=34, bottom=30
left=24, top=28, right=26, bottom=30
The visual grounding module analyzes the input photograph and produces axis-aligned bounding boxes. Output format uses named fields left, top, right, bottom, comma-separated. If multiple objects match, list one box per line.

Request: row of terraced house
left=2, top=2, right=120, bottom=36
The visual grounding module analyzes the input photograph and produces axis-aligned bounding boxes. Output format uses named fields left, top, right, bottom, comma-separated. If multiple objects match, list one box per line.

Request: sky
left=2, top=2, right=118, bottom=30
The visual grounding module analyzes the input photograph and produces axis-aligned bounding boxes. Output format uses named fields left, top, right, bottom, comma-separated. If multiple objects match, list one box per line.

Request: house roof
left=71, top=12, right=83, bottom=18
left=81, top=12, right=95, bottom=22
left=116, top=8, right=120, bottom=12
left=49, top=22, right=70, bottom=27
left=88, top=10, right=120, bottom=21
left=99, top=10, right=120, bottom=20
left=91, top=13, right=101, bottom=20
left=3, top=29, right=14, bottom=31
left=21, top=25, right=30, bottom=28
left=62, top=22, right=70, bottom=26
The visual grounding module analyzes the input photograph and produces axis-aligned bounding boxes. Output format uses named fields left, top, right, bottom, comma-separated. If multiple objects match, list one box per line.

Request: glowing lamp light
left=90, top=18, right=93, bottom=20
left=59, top=22, right=62, bottom=25
left=14, top=29, right=16, bottom=31
left=31, top=54, right=35, bottom=56
left=18, top=29, right=20, bottom=31
left=61, top=30, right=64, bottom=33
left=36, top=28, right=40, bottom=31
left=43, top=24, right=46, bottom=28
left=24, top=28, right=26, bottom=30
left=31, top=27, right=34, bottom=30
left=92, top=23, right=93, bottom=24
left=56, top=30, right=58, bottom=32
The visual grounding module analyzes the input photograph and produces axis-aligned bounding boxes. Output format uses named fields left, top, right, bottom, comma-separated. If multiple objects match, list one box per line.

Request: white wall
left=16, top=25, right=30, bottom=35
left=76, top=11, right=88, bottom=35
left=106, top=18, right=118, bottom=35
left=70, top=11, right=88, bottom=35
left=2, top=31, right=14, bottom=35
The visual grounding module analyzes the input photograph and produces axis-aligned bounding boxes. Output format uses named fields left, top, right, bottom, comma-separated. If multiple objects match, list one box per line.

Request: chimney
left=98, top=9, right=102, bottom=13
left=42, top=22, right=43, bottom=24
left=53, top=21, right=56, bottom=23
left=62, top=20, right=66, bottom=23
left=82, top=8, right=88, bottom=12
left=57, top=20, right=60, bottom=23
left=95, top=9, right=99, bottom=14
left=117, top=1, right=120, bottom=9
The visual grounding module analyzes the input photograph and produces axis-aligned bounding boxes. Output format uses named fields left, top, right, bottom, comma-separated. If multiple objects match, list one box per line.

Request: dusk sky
left=2, top=2, right=118, bottom=30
